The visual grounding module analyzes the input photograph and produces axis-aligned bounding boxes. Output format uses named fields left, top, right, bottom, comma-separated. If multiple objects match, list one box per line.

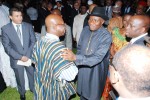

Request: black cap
left=90, top=7, right=109, bottom=21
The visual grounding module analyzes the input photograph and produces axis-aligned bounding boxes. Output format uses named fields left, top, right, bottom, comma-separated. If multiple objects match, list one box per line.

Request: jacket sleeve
left=2, top=28, right=22, bottom=60
left=25, top=24, right=36, bottom=58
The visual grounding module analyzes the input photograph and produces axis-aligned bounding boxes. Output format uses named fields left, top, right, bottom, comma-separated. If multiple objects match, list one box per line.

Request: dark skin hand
left=61, top=49, right=76, bottom=61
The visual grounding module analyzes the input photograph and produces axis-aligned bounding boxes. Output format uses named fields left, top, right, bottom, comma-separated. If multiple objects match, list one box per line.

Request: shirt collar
left=45, top=33, right=60, bottom=41
left=118, top=96, right=150, bottom=100
left=130, top=33, right=148, bottom=44
left=12, top=21, right=21, bottom=27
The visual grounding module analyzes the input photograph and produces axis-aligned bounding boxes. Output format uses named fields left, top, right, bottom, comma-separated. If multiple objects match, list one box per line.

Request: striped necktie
left=16, top=25, right=23, bottom=45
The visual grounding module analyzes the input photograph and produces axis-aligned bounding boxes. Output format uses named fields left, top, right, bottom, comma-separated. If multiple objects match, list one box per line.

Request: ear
left=109, top=65, right=120, bottom=85
left=112, top=71, right=120, bottom=85
left=101, top=18, right=105, bottom=25
left=9, top=16, right=12, bottom=20
left=141, top=27, right=146, bottom=33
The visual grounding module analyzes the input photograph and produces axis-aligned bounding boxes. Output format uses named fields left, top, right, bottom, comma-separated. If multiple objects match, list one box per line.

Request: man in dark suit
left=70, top=1, right=80, bottom=27
left=104, top=0, right=113, bottom=26
left=2, top=7, right=36, bottom=100
left=146, top=0, right=150, bottom=16
left=121, top=1, right=134, bottom=15
left=126, top=15, right=150, bottom=45
left=38, top=1, right=49, bottom=30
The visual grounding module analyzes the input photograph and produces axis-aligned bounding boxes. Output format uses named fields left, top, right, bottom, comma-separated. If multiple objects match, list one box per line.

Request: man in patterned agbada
left=32, top=14, right=78, bottom=100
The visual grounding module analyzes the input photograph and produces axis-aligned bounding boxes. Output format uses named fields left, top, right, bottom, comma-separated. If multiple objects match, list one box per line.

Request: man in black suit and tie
left=70, top=2, right=80, bottom=27
left=2, top=7, right=36, bottom=100
left=125, top=15, right=150, bottom=46
left=104, top=0, right=113, bottom=26
left=146, top=0, right=150, bottom=16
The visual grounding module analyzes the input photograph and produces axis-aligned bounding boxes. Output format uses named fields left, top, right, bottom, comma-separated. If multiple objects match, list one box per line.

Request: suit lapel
left=22, top=23, right=28, bottom=49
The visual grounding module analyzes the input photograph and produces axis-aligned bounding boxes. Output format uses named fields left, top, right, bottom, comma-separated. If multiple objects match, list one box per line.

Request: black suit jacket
left=146, top=7, right=150, bottom=16
left=70, top=8, right=79, bottom=27
left=133, top=36, right=146, bottom=46
left=2, top=22, right=36, bottom=68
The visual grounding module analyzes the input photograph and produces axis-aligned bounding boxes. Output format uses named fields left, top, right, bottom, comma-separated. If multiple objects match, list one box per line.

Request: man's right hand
left=21, top=56, right=29, bottom=62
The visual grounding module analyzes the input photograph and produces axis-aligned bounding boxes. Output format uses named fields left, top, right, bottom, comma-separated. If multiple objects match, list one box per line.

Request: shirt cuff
left=74, top=54, right=83, bottom=65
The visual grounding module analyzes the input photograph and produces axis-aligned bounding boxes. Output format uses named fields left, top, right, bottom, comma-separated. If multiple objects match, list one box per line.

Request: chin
left=89, top=27, right=95, bottom=31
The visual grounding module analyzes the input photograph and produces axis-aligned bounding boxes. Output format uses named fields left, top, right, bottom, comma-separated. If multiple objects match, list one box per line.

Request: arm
left=75, top=34, right=112, bottom=67
left=2, top=29, right=22, bottom=60
left=61, top=32, right=112, bottom=67
left=26, top=24, right=36, bottom=58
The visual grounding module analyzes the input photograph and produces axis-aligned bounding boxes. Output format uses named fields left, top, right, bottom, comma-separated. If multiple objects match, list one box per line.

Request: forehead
left=137, top=5, right=144, bottom=9
left=89, top=16, right=102, bottom=20
left=124, top=15, right=131, bottom=20
left=74, top=2, right=79, bottom=6
left=81, top=6, right=87, bottom=9
left=12, top=11, right=22, bottom=15
left=129, top=16, right=143, bottom=25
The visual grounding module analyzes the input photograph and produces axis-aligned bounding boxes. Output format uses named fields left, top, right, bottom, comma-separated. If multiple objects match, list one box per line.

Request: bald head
left=45, top=14, right=65, bottom=36
left=126, top=15, right=150, bottom=38
left=132, top=15, right=149, bottom=30
left=113, top=45, right=150, bottom=96
left=89, top=4, right=97, bottom=14
left=51, top=9, right=61, bottom=16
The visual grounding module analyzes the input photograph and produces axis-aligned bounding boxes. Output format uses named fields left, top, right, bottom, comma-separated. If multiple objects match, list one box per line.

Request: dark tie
left=106, top=6, right=109, bottom=16
left=125, top=7, right=128, bottom=13
left=16, top=25, right=23, bottom=45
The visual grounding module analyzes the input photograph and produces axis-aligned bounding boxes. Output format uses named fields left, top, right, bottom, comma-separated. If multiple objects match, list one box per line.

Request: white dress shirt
left=12, top=22, right=23, bottom=45
left=73, top=13, right=88, bottom=44
left=45, top=33, right=78, bottom=81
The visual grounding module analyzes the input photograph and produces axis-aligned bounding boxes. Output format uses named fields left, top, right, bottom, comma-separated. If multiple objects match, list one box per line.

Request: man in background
left=2, top=7, right=36, bottom=100
left=126, top=15, right=150, bottom=45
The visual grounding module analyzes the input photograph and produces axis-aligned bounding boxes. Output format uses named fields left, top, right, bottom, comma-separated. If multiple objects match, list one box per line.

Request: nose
left=89, top=20, right=95, bottom=25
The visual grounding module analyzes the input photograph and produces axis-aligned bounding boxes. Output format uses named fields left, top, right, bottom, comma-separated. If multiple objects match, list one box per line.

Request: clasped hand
left=21, top=56, right=29, bottom=62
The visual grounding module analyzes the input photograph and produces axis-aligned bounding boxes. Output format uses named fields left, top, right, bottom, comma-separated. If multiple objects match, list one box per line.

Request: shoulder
left=22, top=22, right=32, bottom=27
left=74, top=14, right=80, bottom=19
left=99, top=27, right=111, bottom=35
left=65, top=24, right=71, bottom=29
left=98, top=27, right=112, bottom=40
left=1, top=23, right=11, bottom=31
left=134, top=37, right=145, bottom=46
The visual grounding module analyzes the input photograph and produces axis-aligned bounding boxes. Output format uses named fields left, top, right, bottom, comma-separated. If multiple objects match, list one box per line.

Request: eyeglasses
left=110, top=62, right=117, bottom=71
left=109, top=62, right=119, bottom=85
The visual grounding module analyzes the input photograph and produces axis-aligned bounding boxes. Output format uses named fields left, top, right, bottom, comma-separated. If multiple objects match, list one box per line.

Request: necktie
left=125, top=7, right=127, bottom=13
left=16, top=25, right=23, bottom=45
left=106, top=6, right=109, bottom=16
left=146, top=7, right=150, bottom=12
